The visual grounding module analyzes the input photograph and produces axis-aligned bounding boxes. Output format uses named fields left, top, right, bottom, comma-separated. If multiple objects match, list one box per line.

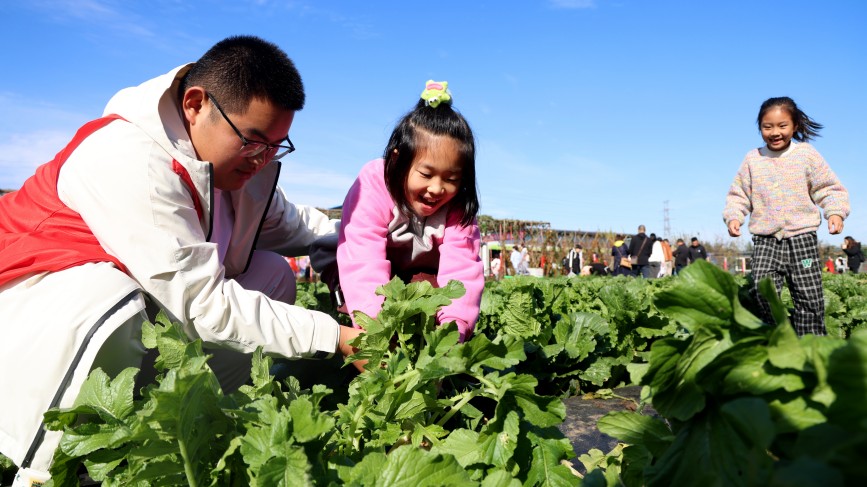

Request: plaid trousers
left=750, top=232, right=825, bottom=335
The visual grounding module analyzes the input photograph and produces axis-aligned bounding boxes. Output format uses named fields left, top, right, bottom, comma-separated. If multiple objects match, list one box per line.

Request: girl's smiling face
left=405, top=133, right=463, bottom=218
left=760, top=106, right=797, bottom=152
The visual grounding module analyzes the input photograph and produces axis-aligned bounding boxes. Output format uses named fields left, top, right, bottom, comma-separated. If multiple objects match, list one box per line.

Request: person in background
left=835, top=256, right=847, bottom=274
left=510, top=244, right=523, bottom=276
left=824, top=256, right=836, bottom=274
left=688, top=237, right=708, bottom=263
left=660, top=238, right=673, bottom=276
left=723, top=96, right=849, bottom=335
left=490, top=251, right=502, bottom=280
left=325, top=80, right=483, bottom=342
left=566, top=244, right=583, bottom=276
left=0, top=36, right=362, bottom=478
left=842, top=236, right=863, bottom=273
left=647, top=233, right=664, bottom=279
left=672, top=238, right=689, bottom=275
left=628, top=224, right=653, bottom=278
left=611, top=238, right=631, bottom=276
left=518, top=246, right=531, bottom=275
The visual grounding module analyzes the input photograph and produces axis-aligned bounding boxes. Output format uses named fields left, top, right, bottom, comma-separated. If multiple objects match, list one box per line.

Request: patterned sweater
left=723, top=142, right=849, bottom=239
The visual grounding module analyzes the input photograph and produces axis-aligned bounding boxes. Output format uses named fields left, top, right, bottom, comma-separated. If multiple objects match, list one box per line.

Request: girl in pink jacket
left=337, top=81, right=483, bottom=341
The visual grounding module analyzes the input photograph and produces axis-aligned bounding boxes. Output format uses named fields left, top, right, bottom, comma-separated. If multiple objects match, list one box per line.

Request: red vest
left=0, top=116, right=130, bottom=288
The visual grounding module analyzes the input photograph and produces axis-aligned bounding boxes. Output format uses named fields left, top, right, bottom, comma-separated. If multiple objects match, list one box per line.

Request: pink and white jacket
left=337, top=159, right=483, bottom=340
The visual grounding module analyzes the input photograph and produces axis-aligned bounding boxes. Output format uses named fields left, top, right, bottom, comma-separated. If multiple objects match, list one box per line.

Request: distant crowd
left=488, top=226, right=863, bottom=281
left=487, top=224, right=710, bottom=280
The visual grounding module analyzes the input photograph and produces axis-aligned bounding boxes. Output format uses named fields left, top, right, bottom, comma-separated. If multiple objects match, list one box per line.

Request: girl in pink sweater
left=723, top=96, right=849, bottom=335
left=336, top=81, right=482, bottom=341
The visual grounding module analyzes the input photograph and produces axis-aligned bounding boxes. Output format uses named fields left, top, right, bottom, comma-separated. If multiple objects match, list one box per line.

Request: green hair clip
left=420, top=80, right=452, bottom=108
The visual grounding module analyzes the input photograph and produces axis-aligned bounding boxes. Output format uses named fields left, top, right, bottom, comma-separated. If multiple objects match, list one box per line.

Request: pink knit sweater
left=337, top=159, right=483, bottom=340
left=723, top=142, right=849, bottom=239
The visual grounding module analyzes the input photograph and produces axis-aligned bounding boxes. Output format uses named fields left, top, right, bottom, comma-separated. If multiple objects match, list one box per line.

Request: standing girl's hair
left=756, top=96, right=823, bottom=142
left=383, top=81, right=479, bottom=227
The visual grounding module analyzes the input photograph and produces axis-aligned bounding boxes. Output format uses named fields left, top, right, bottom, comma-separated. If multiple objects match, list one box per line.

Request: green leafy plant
left=43, top=279, right=579, bottom=485
left=590, top=261, right=867, bottom=486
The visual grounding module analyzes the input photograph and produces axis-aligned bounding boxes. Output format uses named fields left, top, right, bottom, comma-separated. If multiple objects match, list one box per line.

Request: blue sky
left=1, top=0, right=865, bottom=246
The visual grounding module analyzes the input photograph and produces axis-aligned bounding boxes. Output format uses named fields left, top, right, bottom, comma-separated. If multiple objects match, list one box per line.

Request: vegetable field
left=3, top=261, right=867, bottom=486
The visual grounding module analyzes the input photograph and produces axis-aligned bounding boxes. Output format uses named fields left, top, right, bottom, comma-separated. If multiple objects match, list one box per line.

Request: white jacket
left=0, top=65, right=341, bottom=469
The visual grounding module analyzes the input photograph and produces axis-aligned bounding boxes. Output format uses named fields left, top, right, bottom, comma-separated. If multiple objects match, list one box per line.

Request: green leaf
left=757, top=277, right=790, bottom=327
left=645, top=400, right=775, bottom=486
left=479, top=469, right=521, bottom=487
left=654, top=260, right=738, bottom=333
left=698, top=342, right=806, bottom=396
left=288, top=396, right=335, bottom=443
left=72, top=367, right=139, bottom=422
left=767, top=322, right=806, bottom=370
left=357, top=446, right=474, bottom=486
left=252, top=447, right=310, bottom=486
left=650, top=327, right=734, bottom=421
left=767, top=396, right=827, bottom=433
left=720, top=398, right=775, bottom=449
left=501, top=290, right=544, bottom=338
left=770, top=457, right=844, bottom=487
left=597, top=411, right=674, bottom=458
left=57, top=423, right=132, bottom=458
left=461, top=333, right=524, bottom=372
left=432, top=429, right=482, bottom=467
left=477, top=410, right=520, bottom=468
left=826, top=329, right=867, bottom=424
left=248, top=347, right=274, bottom=390
left=523, top=430, right=581, bottom=486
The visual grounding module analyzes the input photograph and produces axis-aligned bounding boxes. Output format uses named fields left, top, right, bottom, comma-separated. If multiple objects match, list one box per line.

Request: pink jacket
left=337, top=159, right=483, bottom=340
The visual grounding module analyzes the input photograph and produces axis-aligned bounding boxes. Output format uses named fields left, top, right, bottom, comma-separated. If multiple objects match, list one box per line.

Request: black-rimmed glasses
left=207, top=92, right=295, bottom=161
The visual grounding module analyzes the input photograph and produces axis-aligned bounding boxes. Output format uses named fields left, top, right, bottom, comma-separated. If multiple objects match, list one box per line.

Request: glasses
left=206, top=92, right=295, bottom=161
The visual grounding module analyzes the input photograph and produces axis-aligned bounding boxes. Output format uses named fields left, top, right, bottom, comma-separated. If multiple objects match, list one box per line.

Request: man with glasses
left=0, top=36, right=361, bottom=477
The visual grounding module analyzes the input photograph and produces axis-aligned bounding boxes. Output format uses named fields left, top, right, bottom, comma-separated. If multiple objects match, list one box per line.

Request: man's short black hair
left=179, top=35, right=304, bottom=114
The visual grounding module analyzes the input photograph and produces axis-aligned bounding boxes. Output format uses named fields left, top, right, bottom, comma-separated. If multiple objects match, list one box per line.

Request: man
left=688, top=237, right=709, bottom=263
left=0, top=36, right=361, bottom=476
left=510, top=244, right=523, bottom=275
left=565, top=244, right=583, bottom=276
left=628, top=225, right=653, bottom=278
left=672, top=238, right=690, bottom=274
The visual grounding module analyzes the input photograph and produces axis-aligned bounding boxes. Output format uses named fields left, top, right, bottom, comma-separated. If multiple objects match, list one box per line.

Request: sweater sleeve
left=336, top=160, right=393, bottom=326
left=435, top=208, right=484, bottom=341
left=723, top=153, right=754, bottom=225
left=805, top=146, right=850, bottom=220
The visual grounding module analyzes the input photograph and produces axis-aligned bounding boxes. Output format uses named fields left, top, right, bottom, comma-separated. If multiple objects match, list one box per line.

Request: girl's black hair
left=757, top=96, right=823, bottom=142
left=383, top=98, right=479, bottom=227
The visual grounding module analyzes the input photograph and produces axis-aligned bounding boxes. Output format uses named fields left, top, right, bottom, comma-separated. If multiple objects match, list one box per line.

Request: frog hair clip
left=420, top=80, right=452, bottom=108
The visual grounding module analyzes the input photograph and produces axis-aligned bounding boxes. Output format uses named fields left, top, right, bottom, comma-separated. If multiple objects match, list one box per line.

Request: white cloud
left=548, top=0, right=596, bottom=9
left=32, top=0, right=157, bottom=37
left=276, top=162, right=357, bottom=208
left=0, top=130, right=76, bottom=190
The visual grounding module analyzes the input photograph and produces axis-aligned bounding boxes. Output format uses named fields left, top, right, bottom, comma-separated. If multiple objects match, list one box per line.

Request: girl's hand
left=727, top=220, right=741, bottom=237
left=337, top=325, right=368, bottom=372
left=828, top=215, right=844, bottom=235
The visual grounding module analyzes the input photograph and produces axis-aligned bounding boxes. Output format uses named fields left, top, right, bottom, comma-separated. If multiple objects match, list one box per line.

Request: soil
left=558, top=386, right=658, bottom=473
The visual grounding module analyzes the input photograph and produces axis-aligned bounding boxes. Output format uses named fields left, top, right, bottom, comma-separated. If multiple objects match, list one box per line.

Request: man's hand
left=338, top=325, right=367, bottom=372
left=727, top=220, right=741, bottom=237
left=828, top=215, right=844, bottom=235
